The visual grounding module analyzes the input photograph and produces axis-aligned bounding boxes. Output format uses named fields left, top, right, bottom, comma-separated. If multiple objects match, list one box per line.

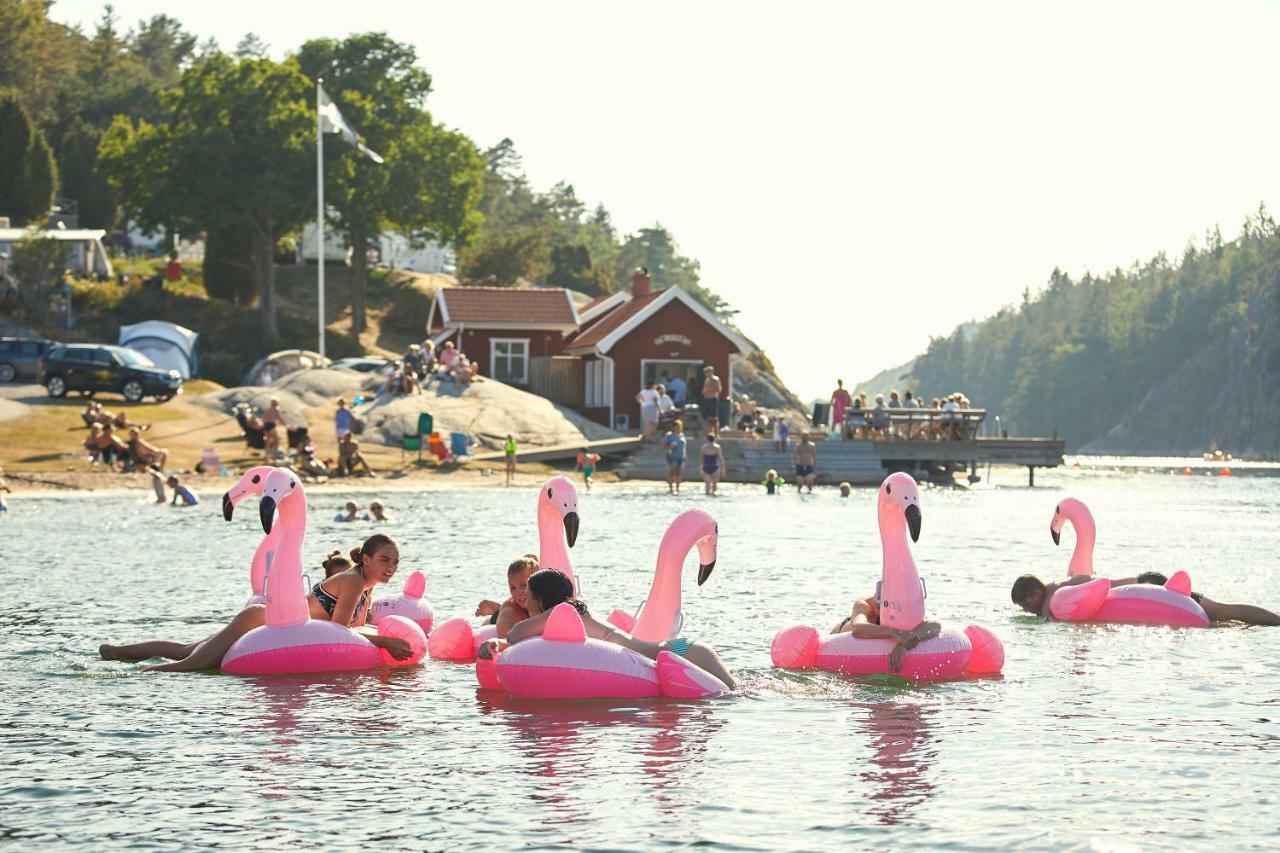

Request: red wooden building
left=426, top=286, right=579, bottom=385
left=565, top=275, right=753, bottom=430
left=425, top=275, right=752, bottom=430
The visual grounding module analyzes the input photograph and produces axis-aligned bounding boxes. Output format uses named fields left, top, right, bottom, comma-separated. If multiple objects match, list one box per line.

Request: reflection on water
left=1, top=469, right=1278, bottom=847
left=854, top=700, right=936, bottom=826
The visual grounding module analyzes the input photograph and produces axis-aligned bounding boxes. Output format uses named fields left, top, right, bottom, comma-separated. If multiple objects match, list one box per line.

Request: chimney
left=630, top=266, right=651, bottom=297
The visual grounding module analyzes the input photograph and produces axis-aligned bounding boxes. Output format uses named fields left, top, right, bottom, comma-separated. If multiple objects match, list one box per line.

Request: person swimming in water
left=474, top=554, right=538, bottom=639
left=1011, top=572, right=1280, bottom=625
left=478, top=568, right=735, bottom=688
left=831, top=592, right=942, bottom=673
left=99, top=534, right=414, bottom=670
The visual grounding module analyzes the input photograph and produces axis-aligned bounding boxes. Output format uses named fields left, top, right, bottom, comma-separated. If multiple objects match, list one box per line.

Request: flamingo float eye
left=251, top=474, right=261, bottom=484
left=547, top=488, right=553, bottom=498
left=1056, top=505, right=1061, bottom=514
left=886, top=484, right=892, bottom=495
left=289, top=480, right=296, bottom=489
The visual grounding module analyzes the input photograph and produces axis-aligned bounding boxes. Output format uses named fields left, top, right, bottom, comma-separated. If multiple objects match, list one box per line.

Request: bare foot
left=99, top=643, right=127, bottom=660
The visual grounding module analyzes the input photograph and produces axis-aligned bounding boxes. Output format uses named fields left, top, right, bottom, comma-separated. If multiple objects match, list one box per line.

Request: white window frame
left=490, top=337, right=530, bottom=385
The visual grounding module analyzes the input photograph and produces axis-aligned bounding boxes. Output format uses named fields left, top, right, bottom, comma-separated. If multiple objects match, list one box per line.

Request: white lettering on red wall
left=654, top=334, right=692, bottom=347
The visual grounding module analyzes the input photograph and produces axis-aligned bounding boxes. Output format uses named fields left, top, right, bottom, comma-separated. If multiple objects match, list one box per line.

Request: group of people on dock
left=829, top=380, right=978, bottom=441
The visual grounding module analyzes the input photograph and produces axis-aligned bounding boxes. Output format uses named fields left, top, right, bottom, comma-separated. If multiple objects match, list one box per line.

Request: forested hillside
left=903, top=207, right=1280, bottom=457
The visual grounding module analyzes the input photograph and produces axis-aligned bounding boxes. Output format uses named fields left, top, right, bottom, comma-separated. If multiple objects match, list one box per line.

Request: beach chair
left=201, top=447, right=222, bottom=475
left=402, top=412, right=434, bottom=462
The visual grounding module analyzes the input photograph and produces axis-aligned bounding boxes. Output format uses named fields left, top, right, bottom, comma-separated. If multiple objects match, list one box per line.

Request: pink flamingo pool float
left=222, top=466, right=280, bottom=606
left=1046, top=498, right=1208, bottom=628
left=220, top=469, right=427, bottom=675
left=770, top=473, right=1004, bottom=682
left=476, top=508, right=729, bottom=699
left=428, top=476, right=580, bottom=661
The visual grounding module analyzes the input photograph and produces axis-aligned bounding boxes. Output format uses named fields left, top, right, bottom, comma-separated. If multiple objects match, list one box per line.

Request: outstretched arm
left=505, top=610, right=552, bottom=645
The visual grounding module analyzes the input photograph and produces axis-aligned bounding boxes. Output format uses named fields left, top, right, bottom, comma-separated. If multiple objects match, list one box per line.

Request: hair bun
left=349, top=547, right=363, bottom=565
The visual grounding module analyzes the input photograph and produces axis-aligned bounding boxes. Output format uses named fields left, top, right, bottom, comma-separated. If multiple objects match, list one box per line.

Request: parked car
left=0, top=336, right=61, bottom=383
left=39, top=343, right=184, bottom=402
left=329, top=357, right=394, bottom=373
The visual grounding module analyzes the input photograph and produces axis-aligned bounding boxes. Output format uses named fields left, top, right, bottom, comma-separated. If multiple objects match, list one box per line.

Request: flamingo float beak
left=905, top=503, right=922, bottom=542
left=260, top=495, right=276, bottom=534
left=1050, top=525, right=1061, bottom=546
left=697, top=560, right=716, bottom=586
left=222, top=491, right=235, bottom=521
left=563, top=511, right=579, bottom=548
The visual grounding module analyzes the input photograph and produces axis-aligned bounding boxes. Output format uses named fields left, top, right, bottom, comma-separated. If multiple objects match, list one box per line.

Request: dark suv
left=39, top=344, right=183, bottom=402
left=0, top=336, right=61, bottom=383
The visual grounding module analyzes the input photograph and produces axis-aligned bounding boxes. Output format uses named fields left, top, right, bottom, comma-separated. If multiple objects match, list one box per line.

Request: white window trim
left=490, top=337, right=530, bottom=385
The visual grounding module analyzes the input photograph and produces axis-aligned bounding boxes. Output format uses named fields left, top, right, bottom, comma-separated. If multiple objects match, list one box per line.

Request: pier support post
left=1027, top=466, right=1035, bottom=487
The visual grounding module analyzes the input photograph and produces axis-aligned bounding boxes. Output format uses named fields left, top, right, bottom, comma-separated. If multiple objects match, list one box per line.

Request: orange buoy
left=1183, top=467, right=1193, bottom=476
left=1220, top=467, right=1231, bottom=477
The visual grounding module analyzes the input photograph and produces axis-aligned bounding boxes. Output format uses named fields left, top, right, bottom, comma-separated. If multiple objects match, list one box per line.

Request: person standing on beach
left=504, top=434, right=517, bottom=486
left=636, top=381, right=660, bottom=439
left=700, top=433, right=724, bottom=496
left=0, top=466, right=10, bottom=516
left=793, top=433, right=817, bottom=493
left=700, top=366, right=723, bottom=435
left=334, top=398, right=353, bottom=446
left=830, top=380, right=852, bottom=438
left=662, top=419, right=687, bottom=494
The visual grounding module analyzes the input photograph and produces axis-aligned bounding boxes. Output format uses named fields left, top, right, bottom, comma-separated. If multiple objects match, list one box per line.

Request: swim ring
left=770, top=472, right=1004, bottom=681
left=480, top=603, right=728, bottom=700
left=429, top=476, right=580, bottom=661
left=1048, top=498, right=1209, bottom=628
left=476, top=509, right=729, bottom=699
left=220, top=469, right=427, bottom=675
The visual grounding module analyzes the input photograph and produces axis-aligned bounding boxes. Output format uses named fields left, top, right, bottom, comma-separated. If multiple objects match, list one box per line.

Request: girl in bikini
left=100, top=534, right=413, bottom=671
left=478, top=568, right=735, bottom=688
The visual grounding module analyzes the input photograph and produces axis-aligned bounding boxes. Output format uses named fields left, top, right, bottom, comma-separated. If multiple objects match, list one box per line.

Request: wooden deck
left=615, top=434, right=1065, bottom=485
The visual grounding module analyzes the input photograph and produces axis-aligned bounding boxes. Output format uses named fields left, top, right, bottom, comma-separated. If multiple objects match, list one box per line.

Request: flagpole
left=316, top=79, right=326, bottom=361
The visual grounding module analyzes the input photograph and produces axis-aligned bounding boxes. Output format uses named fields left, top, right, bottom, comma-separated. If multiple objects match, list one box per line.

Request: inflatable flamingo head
left=1050, top=498, right=1093, bottom=545
left=538, top=476, right=580, bottom=548
left=665, top=508, right=718, bottom=585
left=878, top=472, right=921, bottom=542
left=221, top=465, right=278, bottom=521
left=258, top=468, right=302, bottom=533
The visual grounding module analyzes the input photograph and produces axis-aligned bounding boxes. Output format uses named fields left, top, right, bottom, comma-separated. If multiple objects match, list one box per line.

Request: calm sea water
left=2, top=464, right=1278, bottom=849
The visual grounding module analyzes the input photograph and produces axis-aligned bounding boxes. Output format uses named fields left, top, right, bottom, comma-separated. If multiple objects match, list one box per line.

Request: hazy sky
left=50, top=0, right=1280, bottom=400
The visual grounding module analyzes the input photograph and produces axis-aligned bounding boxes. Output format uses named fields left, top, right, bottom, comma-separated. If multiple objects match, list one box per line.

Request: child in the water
left=839, top=481, right=851, bottom=497
left=762, top=468, right=784, bottom=495
left=575, top=447, right=600, bottom=492
left=474, top=554, right=539, bottom=638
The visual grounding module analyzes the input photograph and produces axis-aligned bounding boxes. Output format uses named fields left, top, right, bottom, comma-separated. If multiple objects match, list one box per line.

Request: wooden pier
left=617, top=434, right=1063, bottom=486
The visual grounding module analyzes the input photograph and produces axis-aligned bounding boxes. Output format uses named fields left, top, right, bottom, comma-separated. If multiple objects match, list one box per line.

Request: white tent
left=118, top=321, right=199, bottom=378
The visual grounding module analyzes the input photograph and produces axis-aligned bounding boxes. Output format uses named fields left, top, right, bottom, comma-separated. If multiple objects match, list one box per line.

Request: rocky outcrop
left=196, top=368, right=621, bottom=451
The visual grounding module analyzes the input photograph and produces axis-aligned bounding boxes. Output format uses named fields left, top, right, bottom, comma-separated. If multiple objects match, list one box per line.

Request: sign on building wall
left=653, top=334, right=692, bottom=347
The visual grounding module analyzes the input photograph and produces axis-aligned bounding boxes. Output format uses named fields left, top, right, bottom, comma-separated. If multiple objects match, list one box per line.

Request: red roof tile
left=439, top=287, right=577, bottom=327
left=566, top=290, right=663, bottom=351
